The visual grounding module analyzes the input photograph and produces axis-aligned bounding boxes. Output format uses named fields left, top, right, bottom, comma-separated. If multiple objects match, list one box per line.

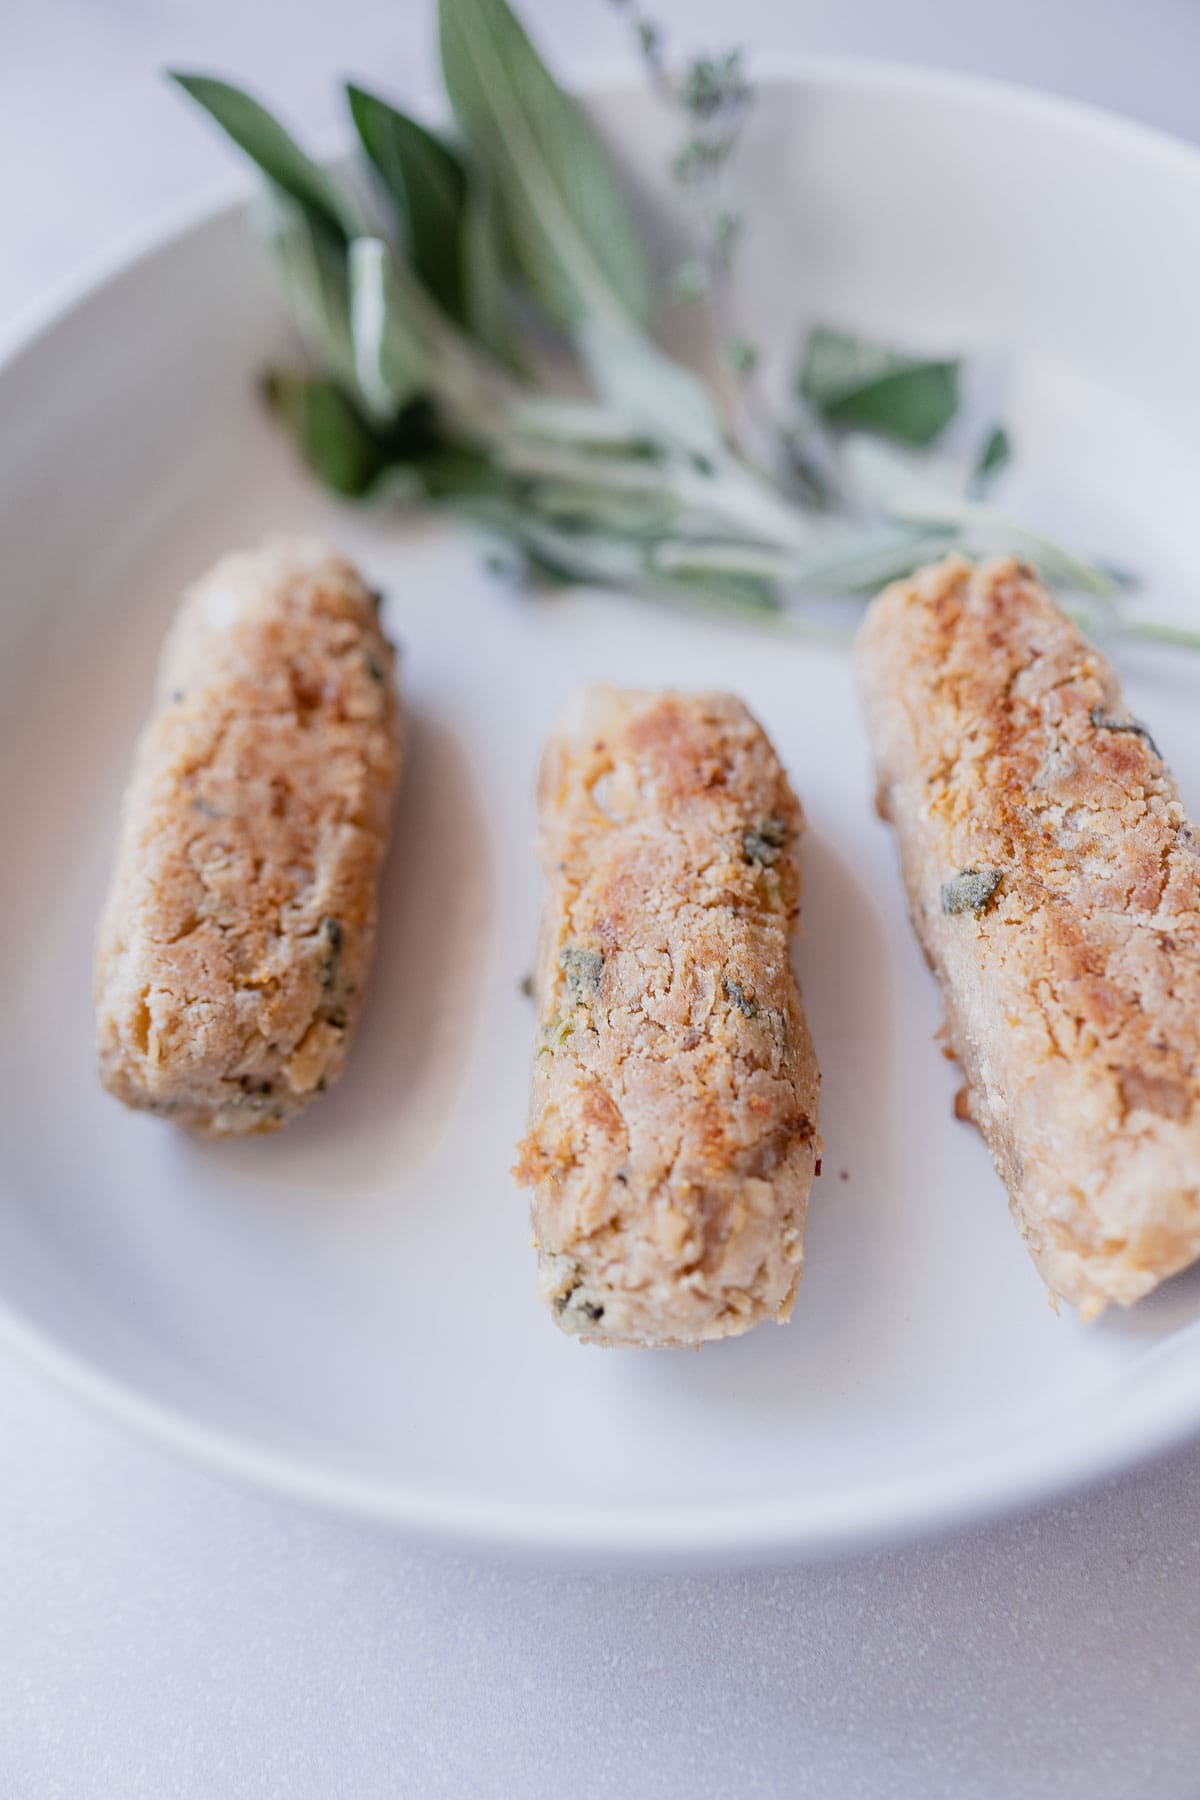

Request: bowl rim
left=4, top=54, right=1200, bottom=1566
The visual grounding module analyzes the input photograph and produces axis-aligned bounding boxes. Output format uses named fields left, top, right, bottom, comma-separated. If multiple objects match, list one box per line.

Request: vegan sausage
left=515, top=687, right=821, bottom=1346
left=95, top=539, right=401, bottom=1133
left=857, top=554, right=1200, bottom=1316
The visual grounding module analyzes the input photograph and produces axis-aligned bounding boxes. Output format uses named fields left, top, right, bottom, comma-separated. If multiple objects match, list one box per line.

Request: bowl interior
left=1, top=67, right=1199, bottom=1559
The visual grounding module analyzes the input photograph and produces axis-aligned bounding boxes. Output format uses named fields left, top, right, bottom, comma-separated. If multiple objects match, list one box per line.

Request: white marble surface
left=3, top=4, right=1200, bottom=1795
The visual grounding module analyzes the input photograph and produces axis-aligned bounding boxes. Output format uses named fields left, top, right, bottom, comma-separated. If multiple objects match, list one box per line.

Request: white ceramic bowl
left=1, top=62, right=1199, bottom=1564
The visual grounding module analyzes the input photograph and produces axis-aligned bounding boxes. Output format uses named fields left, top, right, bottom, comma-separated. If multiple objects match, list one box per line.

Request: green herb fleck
left=318, top=916, right=344, bottom=987
left=941, top=869, right=1003, bottom=916
left=724, top=976, right=758, bottom=1017
left=560, top=944, right=604, bottom=1003
left=742, top=815, right=788, bottom=866
left=555, top=1281, right=605, bottom=1323
left=536, top=1014, right=574, bottom=1057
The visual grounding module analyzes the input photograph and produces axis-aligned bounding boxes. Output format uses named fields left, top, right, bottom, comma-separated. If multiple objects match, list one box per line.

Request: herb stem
left=1115, top=618, right=1200, bottom=651
left=883, top=495, right=1120, bottom=603
left=698, top=455, right=816, bottom=552
left=494, top=426, right=814, bottom=552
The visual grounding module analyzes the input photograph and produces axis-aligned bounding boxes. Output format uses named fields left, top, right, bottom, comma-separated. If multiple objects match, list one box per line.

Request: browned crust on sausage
left=857, top=554, right=1200, bottom=1315
left=515, top=687, right=821, bottom=1347
left=95, top=540, right=402, bottom=1134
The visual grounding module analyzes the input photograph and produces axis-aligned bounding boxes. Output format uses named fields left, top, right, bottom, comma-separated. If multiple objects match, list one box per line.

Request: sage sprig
left=168, top=0, right=1200, bottom=651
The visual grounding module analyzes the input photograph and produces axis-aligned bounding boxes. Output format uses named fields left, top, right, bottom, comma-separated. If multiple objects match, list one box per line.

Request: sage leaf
left=263, top=370, right=393, bottom=496
left=464, top=500, right=649, bottom=584
left=459, top=175, right=522, bottom=369
left=495, top=434, right=673, bottom=496
left=503, top=395, right=653, bottom=452
left=255, top=192, right=359, bottom=395
left=839, top=434, right=964, bottom=517
left=437, top=0, right=651, bottom=329
left=170, top=72, right=364, bottom=241
left=347, top=84, right=520, bottom=368
left=348, top=236, right=510, bottom=433
left=462, top=498, right=784, bottom=615
left=348, top=236, right=439, bottom=419
left=578, top=320, right=726, bottom=463
left=346, top=84, right=467, bottom=314
left=799, top=325, right=960, bottom=446
left=784, top=525, right=959, bottom=594
left=646, top=545, right=782, bottom=611
left=519, top=478, right=679, bottom=538
left=440, top=450, right=525, bottom=500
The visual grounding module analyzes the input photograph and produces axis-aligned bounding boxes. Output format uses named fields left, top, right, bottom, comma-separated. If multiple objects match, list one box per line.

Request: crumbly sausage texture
left=95, top=539, right=402, bottom=1134
left=857, top=554, right=1200, bottom=1317
left=514, top=688, right=821, bottom=1347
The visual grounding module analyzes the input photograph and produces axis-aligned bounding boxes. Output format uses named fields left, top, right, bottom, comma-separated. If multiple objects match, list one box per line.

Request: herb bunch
left=170, top=0, right=1197, bottom=648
